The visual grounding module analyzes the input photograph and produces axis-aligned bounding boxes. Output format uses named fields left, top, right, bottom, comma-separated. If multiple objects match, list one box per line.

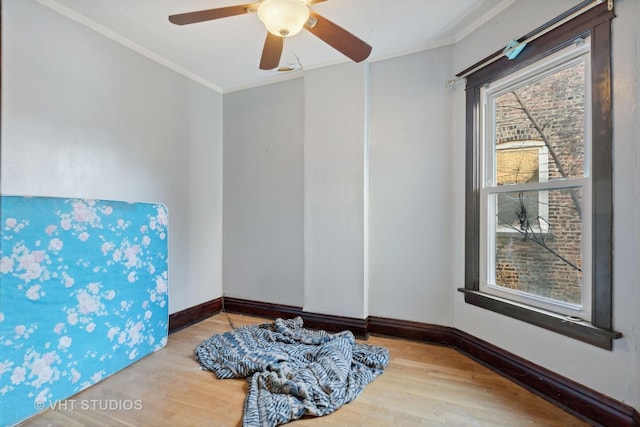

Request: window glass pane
left=494, top=59, right=586, bottom=184
left=496, top=188, right=545, bottom=232
left=496, top=145, right=545, bottom=185
left=493, top=187, right=583, bottom=305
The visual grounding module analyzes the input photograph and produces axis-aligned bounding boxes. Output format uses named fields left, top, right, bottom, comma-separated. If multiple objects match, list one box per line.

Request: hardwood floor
left=21, top=313, right=588, bottom=426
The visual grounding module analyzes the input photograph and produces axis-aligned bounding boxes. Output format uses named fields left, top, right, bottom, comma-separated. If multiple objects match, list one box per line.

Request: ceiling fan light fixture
left=257, top=0, right=310, bottom=37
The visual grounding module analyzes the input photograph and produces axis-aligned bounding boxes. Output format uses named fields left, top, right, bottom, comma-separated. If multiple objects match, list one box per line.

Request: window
left=483, top=41, right=590, bottom=318
left=458, top=1, right=621, bottom=349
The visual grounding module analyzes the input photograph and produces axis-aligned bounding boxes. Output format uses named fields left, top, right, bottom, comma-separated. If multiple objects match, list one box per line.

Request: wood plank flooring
left=20, top=313, right=588, bottom=426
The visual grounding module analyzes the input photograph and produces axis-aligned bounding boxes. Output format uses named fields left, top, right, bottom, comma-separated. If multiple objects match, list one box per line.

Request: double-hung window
left=482, top=40, right=590, bottom=318
left=459, top=1, right=621, bottom=349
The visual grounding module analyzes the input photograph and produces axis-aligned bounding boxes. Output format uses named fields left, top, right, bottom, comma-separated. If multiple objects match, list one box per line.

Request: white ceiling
left=35, top=0, right=515, bottom=93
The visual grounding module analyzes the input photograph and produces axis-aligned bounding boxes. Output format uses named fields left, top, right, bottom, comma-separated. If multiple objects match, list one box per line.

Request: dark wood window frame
left=457, top=1, right=622, bottom=350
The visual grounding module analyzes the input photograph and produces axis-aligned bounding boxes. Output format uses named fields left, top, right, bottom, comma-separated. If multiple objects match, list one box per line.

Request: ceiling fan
left=168, top=0, right=372, bottom=70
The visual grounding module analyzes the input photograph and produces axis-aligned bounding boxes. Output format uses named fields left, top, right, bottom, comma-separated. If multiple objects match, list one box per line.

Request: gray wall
left=223, top=62, right=370, bottom=318
left=224, top=55, right=455, bottom=324
left=1, top=0, right=224, bottom=313
left=368, top=47, right=454, bottom=324
left=223, top=79, right=305, bottom=307
left=303, top=63, right=368, bottom=318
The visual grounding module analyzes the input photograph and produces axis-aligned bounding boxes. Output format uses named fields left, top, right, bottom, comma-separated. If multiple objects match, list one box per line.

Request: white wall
left=633, top=0, right=640, bottom=407
left=451, top=0, right=640, bottom=409
left=614, top=0, right=640, bottom=409
left=223, top=54, right=456, bottom=325
left=223, top=79, right=305, bottom=307
left=368, top=47, right=454, bottom=325
left=1, top=0, right=224, bottom=314
left=303, top=63, right=368, bottom=318
left=223, top=63, right=370, bottom=319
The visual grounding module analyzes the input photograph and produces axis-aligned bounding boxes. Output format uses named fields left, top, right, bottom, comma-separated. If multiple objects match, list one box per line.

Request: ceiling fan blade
left=169, top=3, right=259, bottom=25
left=259, top=33, right=284, bottom=70
left=305, top=11, right=372, bottom=63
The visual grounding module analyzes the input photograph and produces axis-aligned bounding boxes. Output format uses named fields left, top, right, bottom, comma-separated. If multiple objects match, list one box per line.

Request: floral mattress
left=0, top=196, right=169, bottom=426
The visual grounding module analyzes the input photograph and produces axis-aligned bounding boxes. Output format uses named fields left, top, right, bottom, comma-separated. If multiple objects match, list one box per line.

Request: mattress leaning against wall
left=0, top=196, right=169, bottom=426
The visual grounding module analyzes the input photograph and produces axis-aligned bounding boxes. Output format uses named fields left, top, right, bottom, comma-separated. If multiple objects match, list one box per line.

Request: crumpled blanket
left=194, top=317, right=390, bottom=427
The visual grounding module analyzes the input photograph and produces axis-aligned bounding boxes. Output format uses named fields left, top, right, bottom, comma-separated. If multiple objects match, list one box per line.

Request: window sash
left=480, top=180, right=592, bottom=319
left=478, top=40, right=592, bottom=318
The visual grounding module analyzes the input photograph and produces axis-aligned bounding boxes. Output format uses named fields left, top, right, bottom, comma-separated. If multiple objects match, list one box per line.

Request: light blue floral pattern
left=0, top=196, right=169, bottom=426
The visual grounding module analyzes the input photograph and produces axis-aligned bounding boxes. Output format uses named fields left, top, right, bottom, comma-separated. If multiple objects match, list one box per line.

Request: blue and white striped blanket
left=195, top=317, right=389, bottom=426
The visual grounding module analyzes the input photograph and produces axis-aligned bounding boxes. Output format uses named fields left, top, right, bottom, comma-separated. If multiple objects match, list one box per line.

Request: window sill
left=457, top=288, right=622, bottom=350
